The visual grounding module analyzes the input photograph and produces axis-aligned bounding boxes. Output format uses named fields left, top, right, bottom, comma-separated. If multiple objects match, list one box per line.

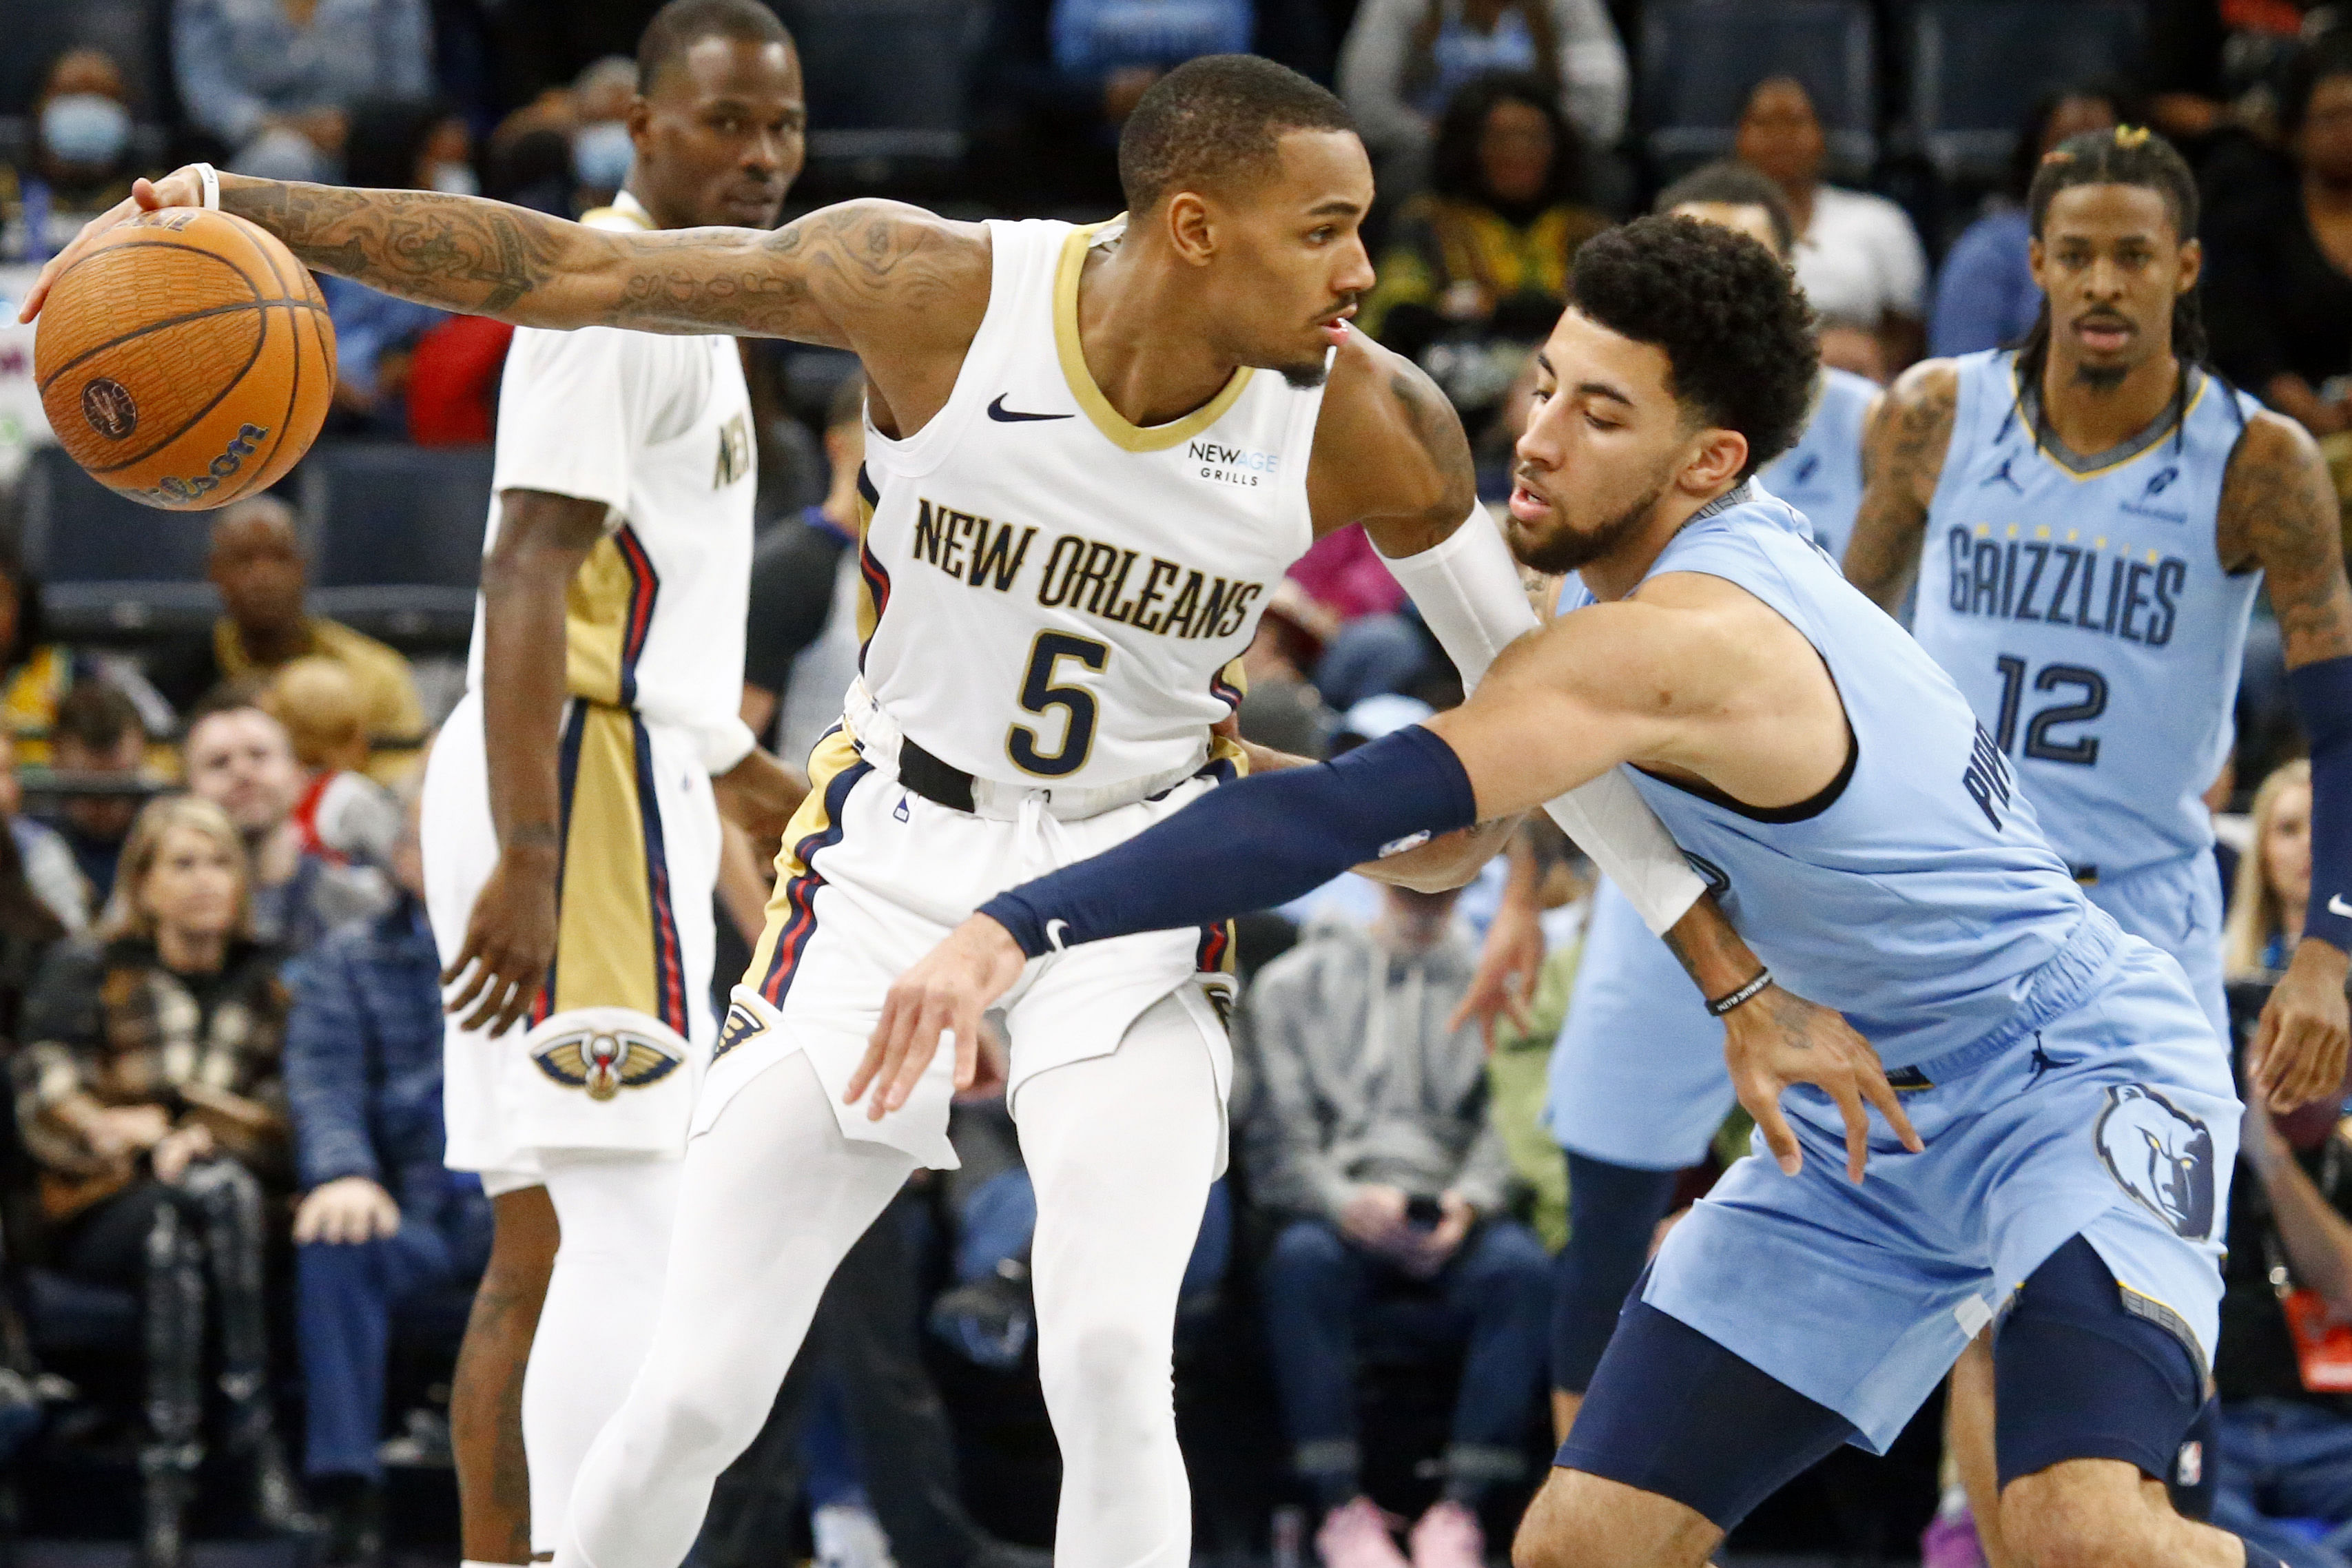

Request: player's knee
left=1266, top=1219, right=1350, bottom=1284
left=1511, top=1469, right=1713, bottom=1568
left=630, top=1370, right=772, bottom=1476
left=1999, top=1462, right=2152, bottom=1568
left=1039, top=1310, right=1164, bottom=1425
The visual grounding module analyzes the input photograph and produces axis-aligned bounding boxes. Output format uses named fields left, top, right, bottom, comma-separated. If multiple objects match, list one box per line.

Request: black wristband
left=1706, top=969, right=1772, bottom=1017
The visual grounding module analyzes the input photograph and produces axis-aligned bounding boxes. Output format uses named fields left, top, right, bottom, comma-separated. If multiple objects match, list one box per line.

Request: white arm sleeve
left=1375, top=511, right=1706, bottom=934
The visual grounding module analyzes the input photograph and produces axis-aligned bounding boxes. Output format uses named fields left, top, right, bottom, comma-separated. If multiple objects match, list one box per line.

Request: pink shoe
left=1407, top=1500, right=1485, bottom=1568
left=1919, top=1507, right=1988, bottom=1568
left=1317, top=1497, right=1410, bottom=1568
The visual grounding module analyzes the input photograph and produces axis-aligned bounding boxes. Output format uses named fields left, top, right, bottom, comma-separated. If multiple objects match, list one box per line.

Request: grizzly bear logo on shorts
left=2094, top=1084, right=2216, bottom=1240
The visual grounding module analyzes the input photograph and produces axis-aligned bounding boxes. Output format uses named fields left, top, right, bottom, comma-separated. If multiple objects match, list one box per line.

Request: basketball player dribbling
left=26, top=56, right=1915, bottom=1568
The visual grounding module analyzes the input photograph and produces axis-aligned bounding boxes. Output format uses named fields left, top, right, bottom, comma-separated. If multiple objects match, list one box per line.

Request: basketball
left=33, top=208, right=337, bottom=512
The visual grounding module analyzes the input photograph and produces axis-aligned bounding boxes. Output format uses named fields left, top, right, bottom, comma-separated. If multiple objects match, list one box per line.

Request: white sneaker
left=812, top=1502, right=898, bottom=1568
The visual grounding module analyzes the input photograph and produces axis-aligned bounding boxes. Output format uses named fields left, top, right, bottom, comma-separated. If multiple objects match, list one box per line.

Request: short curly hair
left=1565, top=215, right=1817, bottom=479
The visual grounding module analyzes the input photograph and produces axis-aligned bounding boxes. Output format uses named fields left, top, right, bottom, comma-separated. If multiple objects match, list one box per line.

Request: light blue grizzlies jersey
left=1757, top=367, right=1879, bottom=561
left=1912, top=351, right=2262, bottom=880
left=1564, top=488, right=2104, bottom=1071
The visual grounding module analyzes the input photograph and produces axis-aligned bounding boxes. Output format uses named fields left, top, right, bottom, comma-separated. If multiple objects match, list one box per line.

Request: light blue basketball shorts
left=1545, top=877, right=1731, bottom=1170
left=1640, top=919, right=2240, bottom=1452
left=2082, top=850, right=2229, bottom=1043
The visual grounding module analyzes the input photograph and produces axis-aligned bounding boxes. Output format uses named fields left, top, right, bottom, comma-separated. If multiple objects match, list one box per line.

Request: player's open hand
left=1722, top=984, right=1923, bottom=1182
left=20, top=169, right=205, bottom=322
left=2249, top=938, right=2352, bottom=1111
left=1449, top=886, right=1545, bottom=1048
left=855, top=916, right=1029, bottom=1120
left=442, top=846, right=559, bottom=1038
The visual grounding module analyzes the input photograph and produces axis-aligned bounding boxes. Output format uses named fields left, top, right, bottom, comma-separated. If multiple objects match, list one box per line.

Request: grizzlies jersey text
left=1912, top=352, right=2261, bottom=879
left=1758, top=367, right=1877, bottom=561
left=852, top=218, right=1322, bottom=790
left=1564, top=493, right=2098, bottom=1070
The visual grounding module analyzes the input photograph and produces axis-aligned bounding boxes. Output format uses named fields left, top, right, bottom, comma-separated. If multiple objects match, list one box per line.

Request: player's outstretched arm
left=2219, top=411, right=2352, bottom=1108
left=22, top=169, right=989, bottom=357
left=1842, top=359, right=1958, bottom=612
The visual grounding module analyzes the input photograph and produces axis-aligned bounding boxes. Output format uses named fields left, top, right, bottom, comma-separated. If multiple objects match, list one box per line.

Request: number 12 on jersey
left=1009, top=632, right=1111, bottom=776
left=1992, top=654, right=2107, bottom=766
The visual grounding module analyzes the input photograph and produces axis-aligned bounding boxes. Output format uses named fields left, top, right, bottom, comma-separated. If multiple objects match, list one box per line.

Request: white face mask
left=573, top=120, right=635, bottom=189
left=428, top=162, right=479, bottom=197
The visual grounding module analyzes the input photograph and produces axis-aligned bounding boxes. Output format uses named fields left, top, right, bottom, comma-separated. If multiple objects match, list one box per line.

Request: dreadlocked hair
left=2013, top=125, right=2214, bottom=455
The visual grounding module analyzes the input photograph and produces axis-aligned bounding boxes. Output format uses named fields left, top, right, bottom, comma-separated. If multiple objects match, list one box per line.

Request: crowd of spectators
left=0, top=1, right=2346, bottom=1566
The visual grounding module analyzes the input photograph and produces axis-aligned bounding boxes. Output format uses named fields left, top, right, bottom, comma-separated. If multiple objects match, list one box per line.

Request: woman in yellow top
left=0, top=546, right=174, bottom=768
left=1361, top=70, right=1611, bottom=420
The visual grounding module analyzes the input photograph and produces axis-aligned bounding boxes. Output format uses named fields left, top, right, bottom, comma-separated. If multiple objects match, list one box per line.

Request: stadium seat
left=18, top=443, right=223, bottom=638
left=770, top=0, right=980, bottom=178
left=1907, top=0, right=2145, bottom=181
left=1637, top=0, right=1877, bottom=177
left=299, top=442, right=493, bottom=646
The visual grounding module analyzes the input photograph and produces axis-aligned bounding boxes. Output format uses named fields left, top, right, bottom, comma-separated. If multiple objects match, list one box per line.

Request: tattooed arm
left=2218, top=409, right=2352, bottom=1108
left=25, top=169, right=991, bottom=376
left=1842, top=358, right=1959, bottom=612
left=1306, top=328, right=1477, bottom=552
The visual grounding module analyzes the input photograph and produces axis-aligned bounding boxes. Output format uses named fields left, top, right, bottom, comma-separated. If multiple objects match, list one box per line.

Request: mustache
left=2070, top=311, right=2134, bottom=331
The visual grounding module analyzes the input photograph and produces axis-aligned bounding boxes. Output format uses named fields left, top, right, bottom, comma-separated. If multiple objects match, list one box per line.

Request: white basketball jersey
left=474, top=194, right=758, bottom=771
left=854, top=218, right=1325, bottom=790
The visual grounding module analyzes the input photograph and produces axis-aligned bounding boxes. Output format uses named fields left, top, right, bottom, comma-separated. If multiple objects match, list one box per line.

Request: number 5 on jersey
left=1009, top=632, right=1111, bottom=776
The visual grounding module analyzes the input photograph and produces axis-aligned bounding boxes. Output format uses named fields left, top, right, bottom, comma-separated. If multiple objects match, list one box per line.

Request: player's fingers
left=441, top=950, right=490, bottom=1014
left=2250, top=1005, right=2287, bottom=1105
left=953, top=1011, right=979, bottom=1092
left=1740, top=1078, right=1802, bottom=1176
left=846, top=1028, right=889, bottom=1106
left=132, top=176, right=161, bottom=210
left=1827, top=1075, right=1871, bottom=1183
left=888, top=1000, right=951, bottom=1111
left=489, top=974, right=539, bottom=1039
left=1865, top=1070, right=1925, bottom=1154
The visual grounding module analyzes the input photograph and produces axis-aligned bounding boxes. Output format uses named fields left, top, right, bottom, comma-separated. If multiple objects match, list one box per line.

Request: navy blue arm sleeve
left=2289, top=654, right=2352, bottom=953
left=980, top=724, right=1481, bottom=957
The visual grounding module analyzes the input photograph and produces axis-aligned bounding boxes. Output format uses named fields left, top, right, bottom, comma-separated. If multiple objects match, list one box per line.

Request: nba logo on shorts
left=2093, top=1085, right=2216, bottom=1240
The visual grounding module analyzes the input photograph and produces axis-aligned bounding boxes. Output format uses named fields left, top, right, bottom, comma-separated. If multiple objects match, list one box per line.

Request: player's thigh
left=1555, top=1298, right=1860, bottom=1541
left=1513, top=1466, right=1720, bottom=1568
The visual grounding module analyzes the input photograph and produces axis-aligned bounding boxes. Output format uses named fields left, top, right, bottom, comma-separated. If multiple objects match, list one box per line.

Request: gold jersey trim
left=1053, top=220, right=1253, bottom=453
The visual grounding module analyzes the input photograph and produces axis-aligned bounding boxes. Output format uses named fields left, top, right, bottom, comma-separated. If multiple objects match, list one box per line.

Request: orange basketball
left=34, top=208, right=336, bottom=511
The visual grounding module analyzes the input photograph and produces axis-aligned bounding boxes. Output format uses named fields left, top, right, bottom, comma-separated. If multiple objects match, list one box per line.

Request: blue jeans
left=1260, top=1217, right=1551, bottom=1504
left=297, top=1205, right=492, bottom=1479
left=2214, top=1399, right=2352, bottom=1568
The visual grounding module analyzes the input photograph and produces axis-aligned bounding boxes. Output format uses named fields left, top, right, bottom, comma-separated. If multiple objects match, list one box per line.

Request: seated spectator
left=147, top=497, right=426, bottom=785
left=0, top=546, right=175, bottom=767
left=43, top=680, right=156, bottom=908
left=972, top=0, right=1329, bottom=207
left=744, top=376, right=869, bottom=765
left=2207, top=37, right=2352, bottom=445
left=1929, top=87, right=2121, bottom=359
left=1339, top=0, right=1626, bottom=200
left=268, top=659, right=403, bottom=869
left=569, top=55, right=641, bottom=208
left=2143, top=0, right=2308, bottom=154
left=2226, top=759, right=2315, bottom=980
left=1361, top=72, right=1607, bottom=421
left=0, top=728, right=92, bottom=936
left=0, top=49, right=146, bottom=264
left=12, top=796, right=302, bottom=1565
left=286, top=785, right=491, bottom=1567
left=1736, top=75, right=1927, bottom=378
left=321, top=98, right=484, bottom=438
left=184, top=694, right=391, bottom=955
left=1237, top=581, right=1341, bottom=759
left=1241, top=878, right=1549, bottom=1568
left=172, top=0, right=433, bottom=183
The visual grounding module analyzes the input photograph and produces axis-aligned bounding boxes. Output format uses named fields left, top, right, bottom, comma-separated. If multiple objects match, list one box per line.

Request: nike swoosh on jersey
left=2332, top=894, right=2352, bottom=920
left=987, top=395, right=1073, bottom=423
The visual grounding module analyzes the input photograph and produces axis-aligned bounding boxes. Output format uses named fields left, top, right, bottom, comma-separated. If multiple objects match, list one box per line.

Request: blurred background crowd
left=0, top=1, right=2339, bottom=1566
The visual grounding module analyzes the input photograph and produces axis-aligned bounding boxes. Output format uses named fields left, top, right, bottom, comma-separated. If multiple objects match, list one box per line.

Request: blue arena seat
left=18, top=443, right=223, bottom=637
left=772, top=0, right=980, bottom=176
left=1638, top=0, right=1877, bottom=176
left=298, top=442, right=493, bottom=645
left=1908, top=0, right=2145, bottom=180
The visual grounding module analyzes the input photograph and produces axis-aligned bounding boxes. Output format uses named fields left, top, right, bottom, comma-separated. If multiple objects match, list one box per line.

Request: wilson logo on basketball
left=79, top=378, right=136, bottom=440
left=135, top=422, right=271, bottom=506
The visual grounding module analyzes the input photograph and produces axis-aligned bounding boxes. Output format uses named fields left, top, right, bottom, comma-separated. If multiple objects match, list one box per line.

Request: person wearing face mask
left=172, top=0, right=432, bottom=184
left=0, top=50, right=143, bottom=263
left=568, top=55, right=643, bottom=207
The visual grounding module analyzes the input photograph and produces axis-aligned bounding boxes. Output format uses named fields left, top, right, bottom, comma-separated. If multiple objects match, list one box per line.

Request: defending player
left=419, top=6, right=805, bottom=1566
left=1842, top=125, right=2352, bottom=1560
left=871, top=214, right=2342, bottom=1568
left=26, top=59, right=1881, bottom=1568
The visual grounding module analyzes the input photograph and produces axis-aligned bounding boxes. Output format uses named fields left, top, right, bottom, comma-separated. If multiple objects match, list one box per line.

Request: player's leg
left=555, top=1051, right=914, bottom=1568
left=1517, top=1301, right=1863, bottom=1568
left=520, top=1152, right=682, bottom=1558
left=1018, top=989, right=1225, bottom=1568
left=452, top=1184, right=556, bottom=1567
left=1994, top=1235, right=2255, bottom=1568
left=1944, top=1332, right=2020, bottom=1568
left=1550, top=1153, right=1682, bottom=1439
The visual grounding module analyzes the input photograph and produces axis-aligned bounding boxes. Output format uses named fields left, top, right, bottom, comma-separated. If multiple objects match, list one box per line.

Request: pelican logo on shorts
left=2094, top=1084, right=2216, bottom=1240
left=79, top=378, right=136, bottom=440
left=531, top=1027, right=683, bottom=1101
left=713, top=1002, right=764, bottom=1062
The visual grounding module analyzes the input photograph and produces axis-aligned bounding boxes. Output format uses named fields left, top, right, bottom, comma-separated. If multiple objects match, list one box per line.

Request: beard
left=2072, top=358, right=2132, bottom=393
left=1279, top=358, right=1332, bottom=390
left=1513, top=471, right=1670, bottom=575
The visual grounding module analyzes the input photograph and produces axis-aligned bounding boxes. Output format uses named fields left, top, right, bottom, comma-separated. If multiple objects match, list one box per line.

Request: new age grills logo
left=1188, top=439, right=1279, bottom=488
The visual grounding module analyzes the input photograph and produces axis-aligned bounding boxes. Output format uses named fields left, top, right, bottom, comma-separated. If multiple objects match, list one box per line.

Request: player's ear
left=1165, top=193, right=1216, bottom=267
left=626, top=95, right=652, bottom=148
left=2174, top=235, right=2203, bottom=297
left=2025, top=233, right=2047, bottom=293
left=1683, top=428, right=1748, bottom=495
